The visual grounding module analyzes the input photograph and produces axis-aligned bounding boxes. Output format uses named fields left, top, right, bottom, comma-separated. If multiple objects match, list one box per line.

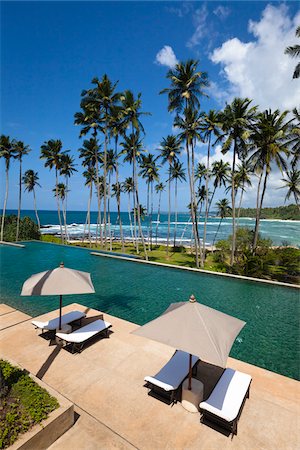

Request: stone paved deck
left=0, top=302, right=299, bottom=450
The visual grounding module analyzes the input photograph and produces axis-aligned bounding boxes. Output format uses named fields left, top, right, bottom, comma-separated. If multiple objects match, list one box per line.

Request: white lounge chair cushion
left=144, top=350, right=199, bottom=392
left=32, top=310, right=86, bottom=331
left=56, top=319, right=111, bottom=343
left=200, top=368, right=252, bottom=422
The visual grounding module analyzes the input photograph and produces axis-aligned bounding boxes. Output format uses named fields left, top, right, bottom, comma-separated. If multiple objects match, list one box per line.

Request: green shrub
left=0, top=360, right=59, bottom=449
left=0, top=215, right=40, bottom=242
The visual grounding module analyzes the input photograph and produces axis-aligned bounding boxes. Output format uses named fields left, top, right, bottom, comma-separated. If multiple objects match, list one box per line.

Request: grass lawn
left=0, top=360, right=59, bottom=449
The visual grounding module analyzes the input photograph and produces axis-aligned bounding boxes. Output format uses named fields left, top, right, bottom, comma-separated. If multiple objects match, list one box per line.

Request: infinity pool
left=0, top=241, right=299, bottom=380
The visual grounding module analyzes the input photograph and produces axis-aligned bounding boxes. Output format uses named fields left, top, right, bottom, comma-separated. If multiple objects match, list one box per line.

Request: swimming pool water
left=0, top=241, right=299, bottom=380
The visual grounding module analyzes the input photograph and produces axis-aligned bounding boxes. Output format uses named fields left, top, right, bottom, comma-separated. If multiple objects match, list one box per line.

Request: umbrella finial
left=60, top=262, right=64, bottom=268
left=189, top=294, right=196, bottom=303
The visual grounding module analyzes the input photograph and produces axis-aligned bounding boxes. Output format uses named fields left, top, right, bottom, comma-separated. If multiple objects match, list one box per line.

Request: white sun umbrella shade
left=21, top=262, right=95, bottom=329
left=132, top=296, right=246, bottom=388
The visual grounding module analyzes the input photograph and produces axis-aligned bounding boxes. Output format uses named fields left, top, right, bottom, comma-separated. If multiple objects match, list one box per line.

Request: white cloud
left=210, top=4, right=300, bottom=110
left=155, top=45, right=178, bottom=68
left=213, top=5, right=230, bottom=20
left=187, top=3, right=209, bottom=48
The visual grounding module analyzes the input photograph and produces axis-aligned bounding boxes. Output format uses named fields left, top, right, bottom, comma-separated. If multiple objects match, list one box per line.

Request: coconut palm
left=160, top=59, right=209, bottom=113
left=121, top=131, right=147, bottom=259
left=60, top=153, right=77, bottom=242
left=280, top=169, right=300, bottom=211
left=40, top=139, right=65, bottom=242
left=23, top=170, right=41, bottom=230
left=194, top=162, right=206, bottom=189
left=120, top=90, right=150, bottom=135
left=169, top=160, right=186, bottom=247
left=78, top=138, right=102, bottom=243
left=159, top=135, right=181, bottom=255
left=213, top=199, right=232, bottom=246
left=154, top=182, right=165, bottom=245
left=83, top=167, right=96, bottom=246
left=139, top=153, right=160, bottom=249
left=248, top=109, right=291, bottom=251
left=285, top=26, right=300, bottom=79
left=102, top=148, right=117, bottom=251
left=236, top=159, right=253, bottom=221
left=199, top=109, right=221, bottom=264
left=123, top=177, right=135, bottom=244
left=14, top=141, right=31, bottom=241
left=287, top=107, right=300, bottom=169
left=0, top=135, right=16, bottom=241
left=174, top=107, right=204, bottom=266
left=209, top=160, right=231, bottom=212
left=52, top=183, right=68, bottom=241
left=218, top=98, right=257, bottom=265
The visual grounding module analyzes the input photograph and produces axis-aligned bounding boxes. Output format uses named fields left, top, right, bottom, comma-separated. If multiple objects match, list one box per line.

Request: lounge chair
left=32, top=310, right=86, bottom=334
left=56, top=318, right=112, bottom=353
left=144, top=350, right=199, bottom=404
left=199, top=368, right=252, bottom=437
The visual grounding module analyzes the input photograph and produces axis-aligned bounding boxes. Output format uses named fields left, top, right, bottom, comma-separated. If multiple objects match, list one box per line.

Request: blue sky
left=1, top=1, right=300, bottom=212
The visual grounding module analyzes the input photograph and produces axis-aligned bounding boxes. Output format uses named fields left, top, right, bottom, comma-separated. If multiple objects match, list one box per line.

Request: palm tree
left=160, top=59, right=209, bottom=113
left=285, top=26, right=300, bottom=79
left=287, top=107, right=300, bottom=169
left=161, top=59, right=209, bottom=267
left=60, top=153, right=77, bottom=242
left=0, top=135, right=16, bottom=242
left=280, top=169, right=300, bottom=211
left=14, top=141, right=31, bottom=241
left=121, top=90, right=151, bottom=135
left=154, top=182, right=165, bottom=245
left=102, top=148, right=117, bottom=251
left=169, top=160, right=186, bottom=247
left=23, top=170, right=41, bottom=229
left=213, top=199, right=232, bottom=246
left=121, top=132, right=147, bottom=259
left=248, top=109, right=291, bottom=251
left=83, top=167, right=96, bottom=246
left=194, top=162, right=206, bottom=189
left=139, top=153, right=160, bottom=249
left=78, top=138, right=102, bottom=243
left=159, top=135, right=181, bottom=255
left=53, top=183, right=68, bottom=241
left=236, top=159, right=253, bottom=221
left=218, top=97, right=257, bottom=265
left=209, top=160, right=231, bottom=212
left=40, top=139, right=65, bottom=242
left=174, top=107, right=204, bottom=266
left=199, top=109, right=221, bottom=264
left=123, top=177, right=135, bottom=245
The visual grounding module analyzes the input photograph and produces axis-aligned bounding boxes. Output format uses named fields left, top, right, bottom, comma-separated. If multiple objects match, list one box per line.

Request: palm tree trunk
left=213, top=218, right=223, bottom=247
left=167, top=172, right=171, bottom=256
left=55, top=169, right=63, bottom=244
left=107, top=173, right=112, bottom=252
left=87, top=181, right=92, bottom=248
left=32, top=188, right=41, bottom=230
left=64, top=177, right=69, bottom=243
left=1, top=164, right=9, bottom=242
left=103, top=125, right=108, bottom=249
left=173, top=179, right=178, bottom=247
left=202, top=134, right=211, bottom=265
left=147, top=182, right=150, bottom=251
left=191, top=141, right=202, bottom=261
left=150, top=182, right=154, bottom=250
left=230, top=142, right=237, bottom=266
left=115, top=163, right=124, bottom=252
left=132, top=166, right=138, bottom=252
left=252, top=172, right=263, bottom=251
left=237, top=183, right=245, bottom=224
left=253, top=169, right=268, bottom=252
left=134, top=154, right=148, bottom=260
left=128, top=193, right=134, bottom=245
left=16, top=158, right=22, bottom=241
left=155, top=191, right=162, bottom=246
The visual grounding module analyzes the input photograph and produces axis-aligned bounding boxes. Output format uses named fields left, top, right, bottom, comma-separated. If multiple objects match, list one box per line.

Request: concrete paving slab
left=0, top=303, right=299, bottom=450
left=0, top=309, right=31, bottom=330
left=0, top=303, right=16, bottom=315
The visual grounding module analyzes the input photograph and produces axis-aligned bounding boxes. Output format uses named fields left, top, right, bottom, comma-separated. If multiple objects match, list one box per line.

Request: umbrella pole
left=59, top=295, right=62, bottom=330
left=188, top=353, right=192, bottom=390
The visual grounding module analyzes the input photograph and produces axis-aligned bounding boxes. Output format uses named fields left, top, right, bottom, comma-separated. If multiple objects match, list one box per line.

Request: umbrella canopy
left=132, top=295, right=245, bottom=387
left=21, top=262, right=95, bottom=329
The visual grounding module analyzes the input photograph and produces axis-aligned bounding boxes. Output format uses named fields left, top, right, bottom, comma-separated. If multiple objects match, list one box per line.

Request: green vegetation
left=238, top=204, right=300, bottom=220
left=0, top=360, right=59, bottom=449
left=0, top=216, right=40, bottom=242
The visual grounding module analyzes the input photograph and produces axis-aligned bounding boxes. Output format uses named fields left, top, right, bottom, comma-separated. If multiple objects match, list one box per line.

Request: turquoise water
left=0, top=241, right=299, bottom=380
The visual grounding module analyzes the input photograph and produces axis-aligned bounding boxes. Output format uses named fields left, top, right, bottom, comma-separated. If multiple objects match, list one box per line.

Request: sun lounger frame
left=199, top=370, right=252, bottom=437
left=144, top=351, right=199, bottom=405
left=32, top=311, right=86, bottom=336
left=56, top=320, right=112, bottom=353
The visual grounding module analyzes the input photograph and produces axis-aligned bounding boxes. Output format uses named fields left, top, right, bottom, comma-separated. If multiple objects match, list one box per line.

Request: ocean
left=6, top=209, right=300, bottom=247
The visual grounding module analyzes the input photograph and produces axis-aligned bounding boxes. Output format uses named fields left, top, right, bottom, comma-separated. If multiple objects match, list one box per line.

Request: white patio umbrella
left=21, top=262, right=95, bottom=329
left=132, top=295, right=246, bottom=389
